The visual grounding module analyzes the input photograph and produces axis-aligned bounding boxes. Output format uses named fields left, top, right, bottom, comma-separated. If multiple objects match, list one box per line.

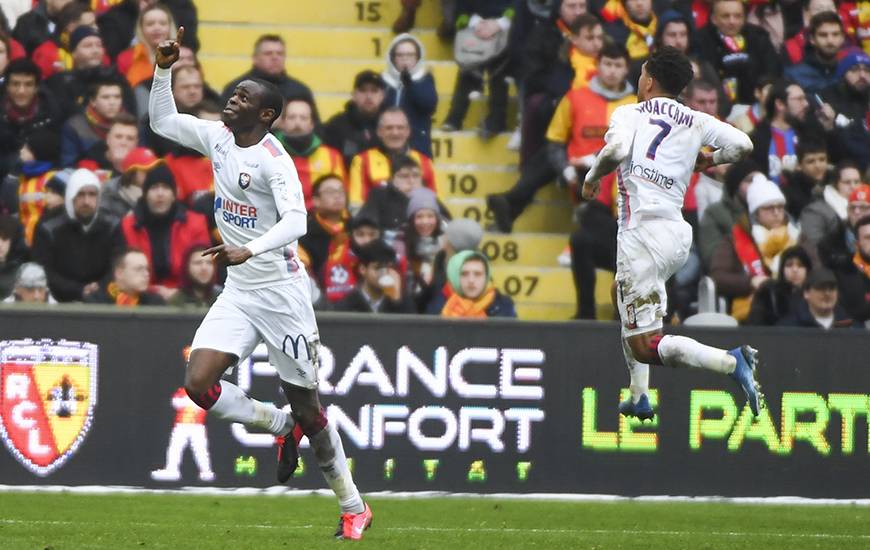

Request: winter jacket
left=781, top=170, right=822, bottom=220
left=60, top=113, right=102, bottom=168
left=0, top=87, right=62, bottom=174
left=31, top=213, right=125, bottom=302
left=695, top=22, right=781, bottom=104
left=776, top=299, right=857, bottom=328
left=322, top=101, right=381, bottom=166
left=522, top=10, right=571, bottom=97
left=820, top=81, right=870, bottom=171
left=832, top=257, right=870, bottom=324
left=99, top=176, right=139, bottom=220
left=784, top=47, right=840, bottom=95
left=799, top=187, right=845, bottom=264
left=359, top=183, right=411, bottom=232
left=334, top=287, right=416, bottom=314
left=121, top=201, right=210, bottom=289
left=698, top=191, right=747, bottom=269
left=11, top=1, right=52, bottom=54
left=383, top=34, right=437, bottom=157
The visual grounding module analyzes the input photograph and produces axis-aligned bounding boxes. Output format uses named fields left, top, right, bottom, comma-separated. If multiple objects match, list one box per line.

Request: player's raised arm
left=149, top=26, right=214, bottom=156
left=695, top=115, right=754, bottom=172
left=582, top=105, right=635, bottom=198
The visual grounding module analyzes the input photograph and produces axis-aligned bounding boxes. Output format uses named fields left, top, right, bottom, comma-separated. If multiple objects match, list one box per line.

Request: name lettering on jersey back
left=637, top=99, right=694, bottom=127
left=214, top=196, right=258, bottom=229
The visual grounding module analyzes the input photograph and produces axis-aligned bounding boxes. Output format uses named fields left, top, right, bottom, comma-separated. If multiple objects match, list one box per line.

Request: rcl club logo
left=0, top=339, right=98, bottom=476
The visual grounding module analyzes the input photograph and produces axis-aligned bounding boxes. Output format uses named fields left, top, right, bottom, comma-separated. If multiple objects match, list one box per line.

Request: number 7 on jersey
left=645, top=118, right=672, bottom=160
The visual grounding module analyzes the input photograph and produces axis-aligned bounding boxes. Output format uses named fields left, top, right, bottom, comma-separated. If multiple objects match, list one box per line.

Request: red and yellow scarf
left=107, top=282, right=139, bottom=307
left=85, top=104, right=113, bottom=140
left=601, top=0, right=657, bottom=60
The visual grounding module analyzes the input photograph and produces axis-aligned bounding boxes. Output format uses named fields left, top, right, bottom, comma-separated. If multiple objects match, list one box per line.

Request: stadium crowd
left=0, top=0, right=867, bottom=328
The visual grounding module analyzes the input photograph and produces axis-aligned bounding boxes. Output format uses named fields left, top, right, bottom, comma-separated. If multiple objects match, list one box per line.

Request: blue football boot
left=728, top=346, right=763, bottom=416
left=618, top=393, right=654, bottom=421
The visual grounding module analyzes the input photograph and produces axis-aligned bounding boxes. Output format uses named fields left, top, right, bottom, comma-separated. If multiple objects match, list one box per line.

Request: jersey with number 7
left=606, top=97, right=752, bottom=232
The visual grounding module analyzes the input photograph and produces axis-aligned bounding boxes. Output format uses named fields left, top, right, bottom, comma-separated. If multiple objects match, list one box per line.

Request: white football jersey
left=150, top=68, right=307, bottom=290
left=606, top=97, right=749, bottom=231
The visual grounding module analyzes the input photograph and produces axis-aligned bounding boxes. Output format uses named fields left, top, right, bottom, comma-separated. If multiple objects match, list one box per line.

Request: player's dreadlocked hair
left=645, top=46, right=694, bottom=97
left=252, top=78, right=285, bottom=126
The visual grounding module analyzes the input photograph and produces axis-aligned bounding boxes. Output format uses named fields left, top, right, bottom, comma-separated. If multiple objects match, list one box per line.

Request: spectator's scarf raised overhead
left=440, top=283, right=497, bottom=318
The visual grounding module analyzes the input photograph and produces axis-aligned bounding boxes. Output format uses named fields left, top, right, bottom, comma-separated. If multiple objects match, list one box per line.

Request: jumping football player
left=582, top=47, right=763, bottom=420
left=149, top=28, right=372, bottom=539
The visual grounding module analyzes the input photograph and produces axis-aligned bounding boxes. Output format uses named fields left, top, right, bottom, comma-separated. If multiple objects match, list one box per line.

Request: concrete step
left=200, top=24, right=454, bottom=60
left=199, top=0, right=442, bottom=28
left=479, top=233, right=567, bottom=268
left=200, top=55, right=463, bottom=96
left=316, top=93, right=519, bottom=136
left=435, top=166, right=564, bottom=201
left=445, top=197, right=574, bottom=234
left=430, top=131, right=518, bottom=166
left=515, top=303, right=575, bottom=321
left=491, top=267, right=616, bottom=320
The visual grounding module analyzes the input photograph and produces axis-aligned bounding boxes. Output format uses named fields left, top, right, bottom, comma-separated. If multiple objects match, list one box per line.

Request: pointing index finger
left=176, top=26, right=185, bottom=47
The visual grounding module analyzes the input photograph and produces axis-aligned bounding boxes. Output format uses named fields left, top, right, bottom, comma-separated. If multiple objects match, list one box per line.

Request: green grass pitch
left=1, top=492, right=869, bottom=549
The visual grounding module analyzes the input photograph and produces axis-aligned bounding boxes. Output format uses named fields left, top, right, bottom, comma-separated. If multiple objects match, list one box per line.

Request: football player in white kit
left=150, top=28, right=372, bottom=540
left=582, top=47, right=763, bottom=420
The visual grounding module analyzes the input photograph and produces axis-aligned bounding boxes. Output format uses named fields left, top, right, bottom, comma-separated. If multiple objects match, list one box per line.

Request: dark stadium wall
left=0, top=309, right=866, bottom=498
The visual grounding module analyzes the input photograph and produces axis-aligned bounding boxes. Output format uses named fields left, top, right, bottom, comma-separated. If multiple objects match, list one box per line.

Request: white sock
left=622, top=333, right=649, bottom=403
left=209, top=380, right=293, bottom=435
left=309, top=421, right=365, bottom=514
left=657, top=335, right=736, bottom=374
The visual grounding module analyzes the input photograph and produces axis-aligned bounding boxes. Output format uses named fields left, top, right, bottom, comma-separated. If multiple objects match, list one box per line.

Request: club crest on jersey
left=238, top=172, right=252, bottom=190
left=0, top=339, right=98, bottom=476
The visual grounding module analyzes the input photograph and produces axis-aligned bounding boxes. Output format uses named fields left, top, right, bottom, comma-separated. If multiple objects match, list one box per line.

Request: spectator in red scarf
left=0, top=58, right=62, bottom=174
left=711, top=175, right=799, bottom=322
left=60, top=79, right=124, bottom=167
left=84, top=247, right=165, bottom=306
left=167, top=243, right=219, bottom=308
left=298, top=175, right=353, bottom=302
left=77, top=112, right=139, bottom=180
left=120, top=164, right=210, bottom=300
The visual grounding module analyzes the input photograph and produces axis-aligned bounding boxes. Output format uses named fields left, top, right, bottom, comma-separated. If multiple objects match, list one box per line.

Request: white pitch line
left=2, top=485, right=870, bottom=507
left=2, top=519, right=869, bottom=541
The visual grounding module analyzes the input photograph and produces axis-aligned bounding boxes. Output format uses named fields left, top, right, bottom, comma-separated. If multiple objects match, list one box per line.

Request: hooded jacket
left=32, top=169, right=124, bottom=301
left=747, top=246, right=812, bottom=325
left=382, top=34, right=438, bottom=158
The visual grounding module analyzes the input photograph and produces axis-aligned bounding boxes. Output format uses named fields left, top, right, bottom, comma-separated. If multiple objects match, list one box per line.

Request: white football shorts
left=615, top=218, right=692, bottom=337
left=191, top=282, right=320, bottom=388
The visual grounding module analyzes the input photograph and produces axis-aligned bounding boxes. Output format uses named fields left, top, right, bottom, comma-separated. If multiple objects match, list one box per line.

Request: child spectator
left=334, top=238, right=415, bottom=313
